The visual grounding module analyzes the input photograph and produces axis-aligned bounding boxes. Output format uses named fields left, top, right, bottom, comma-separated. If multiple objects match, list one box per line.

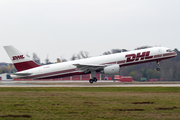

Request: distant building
left=0, top=73, right=13, bottom=81
left=114, top=75, right=133, bottom=82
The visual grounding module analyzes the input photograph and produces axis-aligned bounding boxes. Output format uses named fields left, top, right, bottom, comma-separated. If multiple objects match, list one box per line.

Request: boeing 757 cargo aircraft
left=4, top=46, right=177, bottom=83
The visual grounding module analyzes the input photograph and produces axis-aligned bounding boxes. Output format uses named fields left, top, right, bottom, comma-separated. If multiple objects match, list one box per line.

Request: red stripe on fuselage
left=163, top=52, right=177, bottom=57
left=14, top=61, right=40, bottom=71
left=20, top=68, right=84, bottom=79
left=39, top=71, right=85, bottom=79
left=154, top=54, right=162, bottom=58
left=117, top=60, right=126, bottom=64
left=34, top=69, right=78, bottom=78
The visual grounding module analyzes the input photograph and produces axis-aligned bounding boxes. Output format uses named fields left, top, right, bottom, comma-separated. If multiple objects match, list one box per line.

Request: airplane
left=4, top=46, right=177, bottom=84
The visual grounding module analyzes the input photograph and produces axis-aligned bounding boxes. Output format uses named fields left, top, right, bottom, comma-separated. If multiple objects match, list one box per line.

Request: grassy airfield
left=0, top=87, right=180, bottom=120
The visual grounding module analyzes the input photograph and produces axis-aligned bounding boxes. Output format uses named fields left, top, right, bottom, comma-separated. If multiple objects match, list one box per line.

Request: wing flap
left=73, top=64, right=105, bottom=73
left=73, top=64, right=105, bottom=68
left=13, top=73, right=32, bottom=76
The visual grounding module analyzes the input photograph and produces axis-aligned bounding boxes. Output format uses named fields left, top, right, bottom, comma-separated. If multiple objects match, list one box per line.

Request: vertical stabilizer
left=4, top=46, right=40, bottom=71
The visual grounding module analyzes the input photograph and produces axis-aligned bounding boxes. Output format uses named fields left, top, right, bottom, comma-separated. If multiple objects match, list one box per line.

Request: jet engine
left=101, top=64, right=120, bottom=75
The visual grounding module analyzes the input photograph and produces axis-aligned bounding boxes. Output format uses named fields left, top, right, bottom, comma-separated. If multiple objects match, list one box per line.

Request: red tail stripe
left=14, top=61, right=40, bottom=71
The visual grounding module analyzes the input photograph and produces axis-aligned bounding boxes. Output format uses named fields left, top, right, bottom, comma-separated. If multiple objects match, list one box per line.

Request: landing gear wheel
left=89, top=79, right=93, bottom=84
left=156, top=68, right=160, bottom=71
left=93, top=77, right=97, bottom=82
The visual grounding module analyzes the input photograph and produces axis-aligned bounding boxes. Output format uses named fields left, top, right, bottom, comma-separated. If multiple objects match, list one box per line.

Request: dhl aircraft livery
left=4, top=46, right=177, bottom=83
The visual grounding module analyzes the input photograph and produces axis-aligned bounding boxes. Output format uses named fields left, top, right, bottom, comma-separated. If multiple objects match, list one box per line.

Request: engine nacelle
left=101, top=64, right=120, bottom=75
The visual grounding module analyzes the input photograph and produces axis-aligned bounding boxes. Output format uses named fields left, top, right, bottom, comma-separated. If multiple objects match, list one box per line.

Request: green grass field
left=0, top=87, right=180, bottom=120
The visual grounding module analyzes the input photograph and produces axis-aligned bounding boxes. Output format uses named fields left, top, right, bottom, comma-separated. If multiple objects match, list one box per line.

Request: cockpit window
left=166, top=49, right=174, bottom=52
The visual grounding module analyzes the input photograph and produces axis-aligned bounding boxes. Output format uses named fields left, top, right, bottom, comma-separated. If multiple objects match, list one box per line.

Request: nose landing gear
left=156, top=61, right=161, bottom=71
left=156, top=67, right=160, bottom=71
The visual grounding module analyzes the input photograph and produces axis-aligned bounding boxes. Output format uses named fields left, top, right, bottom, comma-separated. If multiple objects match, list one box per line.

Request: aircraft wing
left=73, top=64, right=105, bottom=73
left=13, top=73, right=32, bottom=76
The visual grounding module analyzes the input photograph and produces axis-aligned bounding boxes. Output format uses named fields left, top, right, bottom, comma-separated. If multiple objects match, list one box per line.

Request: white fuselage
left=11, top=47, right=177, bottom=79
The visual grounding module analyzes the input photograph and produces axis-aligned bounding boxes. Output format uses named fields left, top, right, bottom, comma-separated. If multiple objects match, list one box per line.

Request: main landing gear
left=89, top=77, right=97, bottom=84
left=156, top=61, right=161, bottom=71
left=89, top=70, right=97, bottom=84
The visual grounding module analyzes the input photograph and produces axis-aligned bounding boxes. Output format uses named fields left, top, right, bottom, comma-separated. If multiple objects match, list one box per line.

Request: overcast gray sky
left=0, top=0, right=180, bottom=63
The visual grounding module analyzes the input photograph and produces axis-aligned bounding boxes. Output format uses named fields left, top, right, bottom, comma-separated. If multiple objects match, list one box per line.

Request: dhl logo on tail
left=12, top=55, right=25, bottom=60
